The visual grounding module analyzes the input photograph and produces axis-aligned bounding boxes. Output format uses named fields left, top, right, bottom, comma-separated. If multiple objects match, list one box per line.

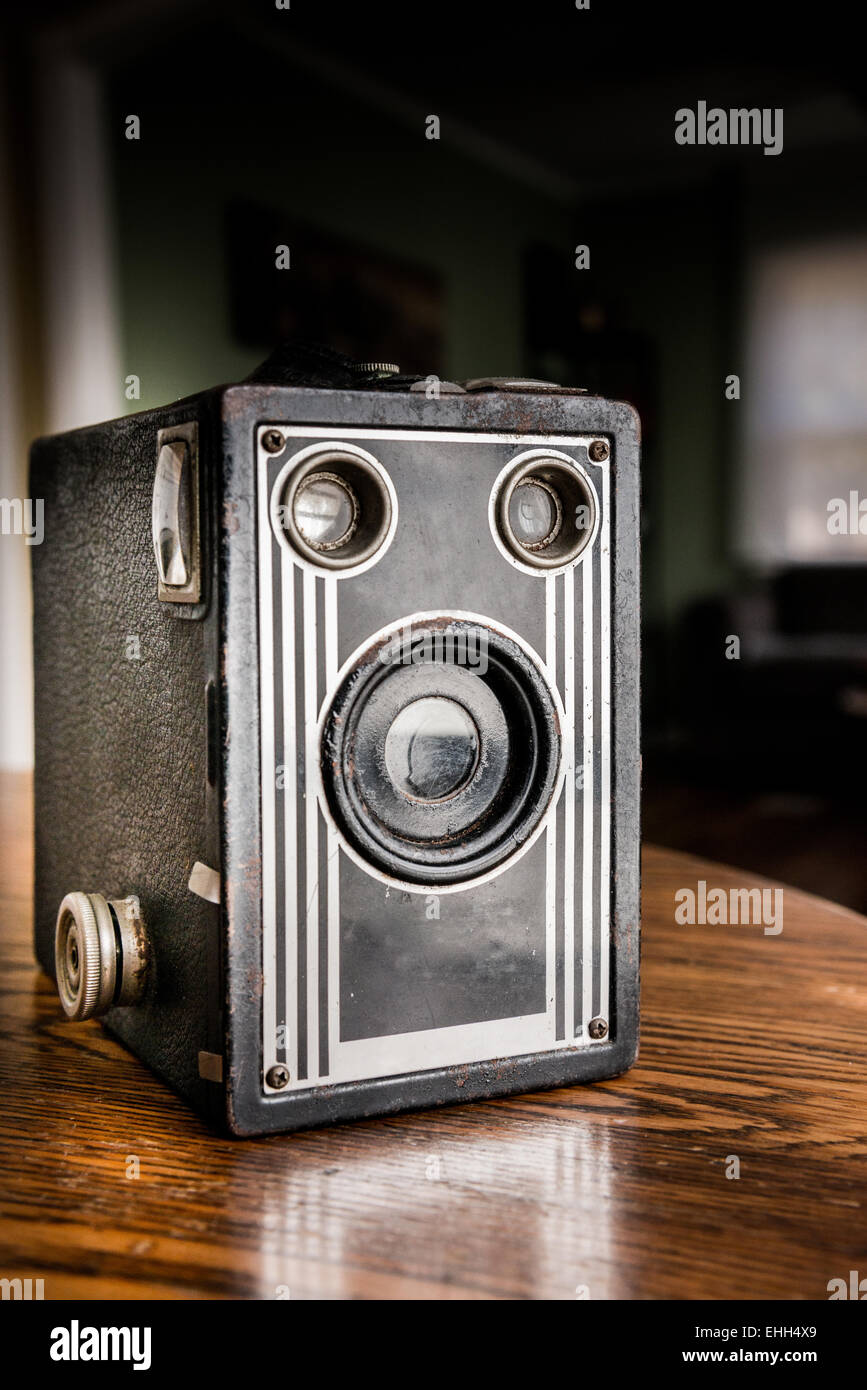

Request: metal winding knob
left=349, top=361, right=401, bottom=377
left=54, top=892, right=150, bottom=1020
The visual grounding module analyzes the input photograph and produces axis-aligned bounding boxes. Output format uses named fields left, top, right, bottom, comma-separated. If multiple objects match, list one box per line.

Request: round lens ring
left=507, top=477, right=562, bottom=551
left=271, top=444, right=396, bottom=574
left=384, top=697, right=480, bottom=802
left=320, top=617, right=564, bottom=887
left=293, top=472, right=358, bottom=552
left=491, top=450, right=598, bottom=573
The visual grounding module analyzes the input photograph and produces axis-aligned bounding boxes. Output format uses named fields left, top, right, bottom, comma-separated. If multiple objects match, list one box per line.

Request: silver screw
left=588, top=1017, right=608, bottom=1040
left=588, top=440, right=609, bottom=463
left=266, top=1064, right=290, bottom=1089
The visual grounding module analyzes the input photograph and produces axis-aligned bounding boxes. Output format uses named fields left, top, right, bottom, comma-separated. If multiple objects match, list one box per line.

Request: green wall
left=106, top=32, right=573, bottom=407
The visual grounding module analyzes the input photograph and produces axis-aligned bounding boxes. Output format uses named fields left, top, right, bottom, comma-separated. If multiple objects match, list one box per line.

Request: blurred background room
left=2, top=0, right=867, bottom=905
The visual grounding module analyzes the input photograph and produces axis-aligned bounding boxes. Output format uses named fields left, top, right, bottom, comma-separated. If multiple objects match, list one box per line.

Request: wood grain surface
left=1, top=769, right=865, bottom=1300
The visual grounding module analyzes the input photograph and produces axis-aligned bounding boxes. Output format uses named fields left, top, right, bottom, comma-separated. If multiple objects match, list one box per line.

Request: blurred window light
left=737, top=239, right=867, bottom=566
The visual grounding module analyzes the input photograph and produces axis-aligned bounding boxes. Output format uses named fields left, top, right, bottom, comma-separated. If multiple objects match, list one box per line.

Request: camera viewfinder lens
left=293, top=472, right=358, bottom=551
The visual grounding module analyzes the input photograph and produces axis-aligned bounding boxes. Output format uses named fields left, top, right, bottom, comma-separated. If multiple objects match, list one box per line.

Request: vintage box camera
left=30, top=344, right=641, bottom=1135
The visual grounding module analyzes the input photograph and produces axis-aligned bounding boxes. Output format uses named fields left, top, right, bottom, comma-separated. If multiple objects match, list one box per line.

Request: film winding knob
left=54, top=892, right=150, bottom=1021
left=349, top=361, right=401, bottom=378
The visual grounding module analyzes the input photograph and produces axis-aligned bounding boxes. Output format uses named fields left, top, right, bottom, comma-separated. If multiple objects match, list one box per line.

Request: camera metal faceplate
left=256, top=422, right=620, bottom=1100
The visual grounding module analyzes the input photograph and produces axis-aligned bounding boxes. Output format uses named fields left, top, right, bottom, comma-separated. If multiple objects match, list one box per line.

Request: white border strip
left=599, top=462, right=612, bottom=1022
left=259, top=467, right=277, bottom=1079
left=581, top=546, right=595, bottom=1038
left=564, top=570, right=576, bottom=1040
left=324, top=577, right=340, bottom=1077
left=545, top=575, right=557, bottom=1027
left=303, top=570, right=320, bottom=1081
left=330, top=1013, right=556, bottom=1084
left=281, top=554, right=298, bottom=1084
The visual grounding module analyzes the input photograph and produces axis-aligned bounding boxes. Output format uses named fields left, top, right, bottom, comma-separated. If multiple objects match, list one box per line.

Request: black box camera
left=30, top=344, right=641, bottom=1135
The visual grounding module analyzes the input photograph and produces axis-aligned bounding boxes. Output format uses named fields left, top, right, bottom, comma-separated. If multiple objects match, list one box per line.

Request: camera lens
left=272, top=444, right=395, bottom=573
left=491, top=451, right=598, bottom=573
left=507, top=477, right=562, bottom=551
left=384, top=697, right=479, bottom=802
left=320, top=618, right=563, bottom=886
left=293, top=472, right=358, bottom=551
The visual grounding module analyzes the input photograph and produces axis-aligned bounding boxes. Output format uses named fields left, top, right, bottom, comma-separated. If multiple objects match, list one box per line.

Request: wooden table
left=1, top=769, right=865, bottom=1300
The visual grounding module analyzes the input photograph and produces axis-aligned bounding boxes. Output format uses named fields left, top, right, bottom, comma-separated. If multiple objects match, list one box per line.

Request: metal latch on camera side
left=152, top=420, right=201, bottom=603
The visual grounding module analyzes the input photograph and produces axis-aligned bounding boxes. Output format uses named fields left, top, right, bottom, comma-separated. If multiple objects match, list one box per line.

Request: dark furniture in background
left=676, top=566, right=867, bottom=794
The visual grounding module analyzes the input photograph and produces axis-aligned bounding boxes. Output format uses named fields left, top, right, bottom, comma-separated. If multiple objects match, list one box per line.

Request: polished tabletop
left=1, top=769, right=865, bottom=1299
